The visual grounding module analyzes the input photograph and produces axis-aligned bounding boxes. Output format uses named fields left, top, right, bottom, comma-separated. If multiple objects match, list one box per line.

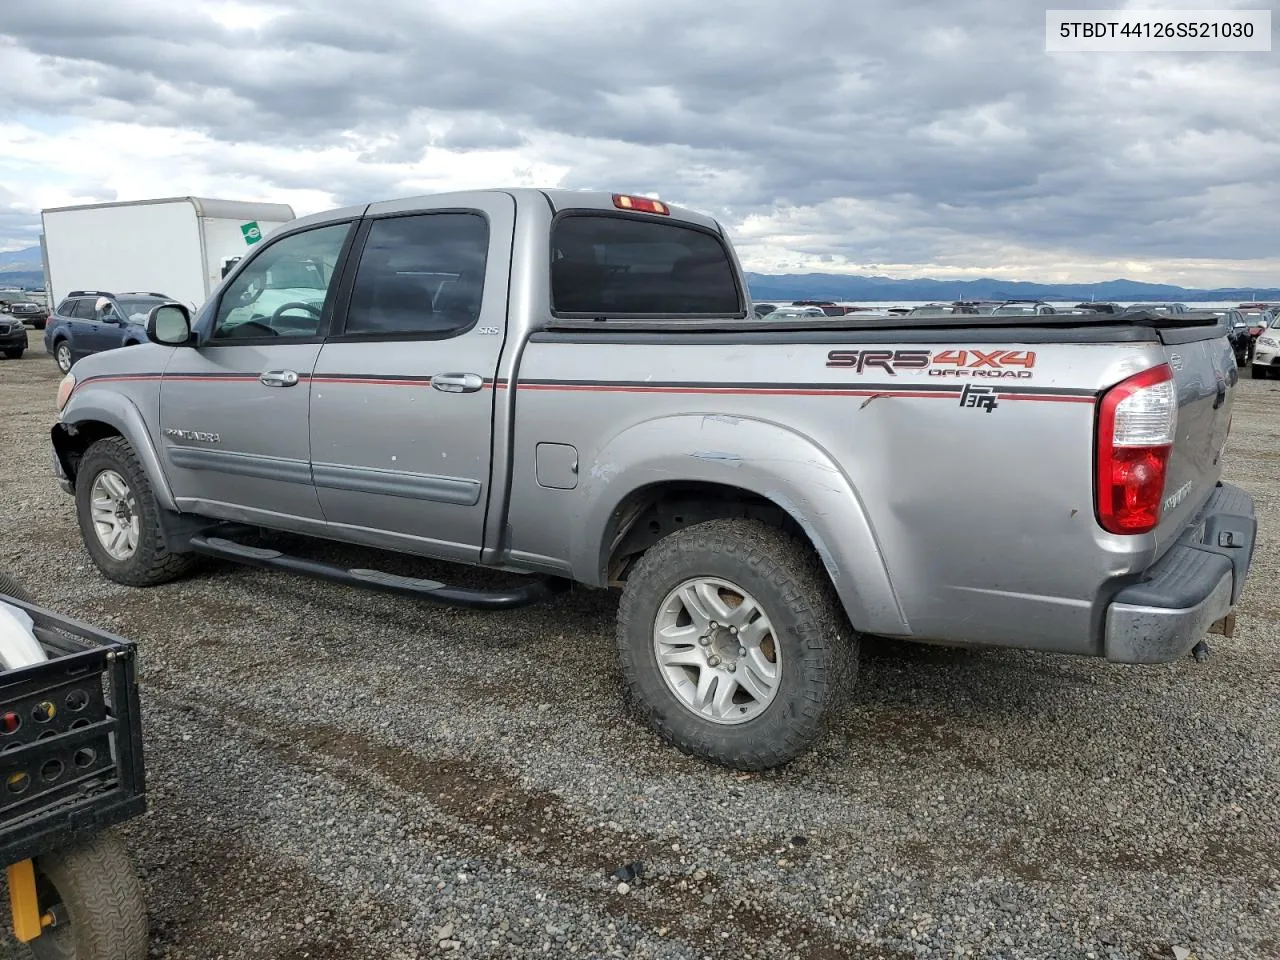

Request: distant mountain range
left=0, top=247, right=40, bottom=269
left=1, top=244, right=1275, bottom=301
left=744, top=272, right=1280, bottom=303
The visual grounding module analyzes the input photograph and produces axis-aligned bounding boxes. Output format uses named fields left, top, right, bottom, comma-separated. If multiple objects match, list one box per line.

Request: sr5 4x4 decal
left=826, top=348, right=1037, bottom=378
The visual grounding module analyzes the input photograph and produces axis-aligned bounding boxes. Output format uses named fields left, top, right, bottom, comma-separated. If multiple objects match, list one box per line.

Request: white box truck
left=40, top=197, right=296, bottom=311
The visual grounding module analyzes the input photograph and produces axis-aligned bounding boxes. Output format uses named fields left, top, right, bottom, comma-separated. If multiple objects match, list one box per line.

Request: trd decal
left=825, top=347, right=1037, bottom=379
left=825, top=349, right=931, bottom=374
left=959, top=384, right=998, bottom=412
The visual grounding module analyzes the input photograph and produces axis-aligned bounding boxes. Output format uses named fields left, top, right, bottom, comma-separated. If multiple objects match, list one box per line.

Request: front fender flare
left=53, top=391, right=177, bottom=512
left=572, top=414, right=908, bottom=635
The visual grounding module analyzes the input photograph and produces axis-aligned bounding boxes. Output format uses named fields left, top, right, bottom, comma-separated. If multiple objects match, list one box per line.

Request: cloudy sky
left=1, top=0, right=1277, bottom=284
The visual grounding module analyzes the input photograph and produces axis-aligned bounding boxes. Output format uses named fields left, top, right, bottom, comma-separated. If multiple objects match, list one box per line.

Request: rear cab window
left=550, top=214, right=744, bottom=318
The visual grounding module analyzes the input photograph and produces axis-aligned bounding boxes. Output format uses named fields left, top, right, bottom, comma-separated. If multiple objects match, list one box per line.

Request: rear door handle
left=260, top=369, right=300, bottom=387
left=431, top=373, right=484, bottom=394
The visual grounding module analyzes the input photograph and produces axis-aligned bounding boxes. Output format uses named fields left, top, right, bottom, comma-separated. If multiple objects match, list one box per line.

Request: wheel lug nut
left=737, top=647, right=746, bottom=657
left=729, top=626, right=738, bottom=635
left=698, top=636, right=711, bottom=646
left=708, top=656, right=721, bottom=667
left=709, top=621, right=719, bottom=629
left=727, top=664, right=736, bottom=673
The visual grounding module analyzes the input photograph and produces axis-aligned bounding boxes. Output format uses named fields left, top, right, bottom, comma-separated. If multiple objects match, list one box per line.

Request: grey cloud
left=1, top=0, right=1278, bottom=274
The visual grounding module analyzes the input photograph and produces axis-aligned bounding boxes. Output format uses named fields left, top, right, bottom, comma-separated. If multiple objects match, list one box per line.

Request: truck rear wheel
left=616, top=518, right=856, bottom=770
left=27, top=831, right=148, bottom=960
left=75, top=437, right=196, bottom=587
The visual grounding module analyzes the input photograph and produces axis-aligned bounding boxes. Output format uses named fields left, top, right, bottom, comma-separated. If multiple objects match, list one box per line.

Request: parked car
left=0, top=314, right=26, bottom=359
left=752, top=303, right=777, bottom=317
left=1123, top=302, right=1189, bottom=315
left=1205, top=309, right=1254, bottom=365
left=990, top=300, right=1056, bottom=316
left=950, top=300, right=1002, bottom=314
left=1238, top=308, right=1274, bottom=339
left=49, top=188, right=1255, bottom=770
left=1251, top=313, right=1280, bottom=378
left=1074, top=301, right=1124, bottom=315
left=907, top=303, right=981, bottom=317
left=1, top=300, right=49, bottom=329
left=791, top=300, right=847, bottom=316
left=43, top=290, right=176, bottom=373
left=766, top=306, right=829, bottom=319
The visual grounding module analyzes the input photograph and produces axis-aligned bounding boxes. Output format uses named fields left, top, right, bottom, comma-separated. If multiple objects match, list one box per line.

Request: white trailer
left=40, top=197, right=296, bottom=311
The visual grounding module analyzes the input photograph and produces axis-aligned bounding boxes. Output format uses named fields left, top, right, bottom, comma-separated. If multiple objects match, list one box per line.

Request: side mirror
left=147, top=304, right=194, bottom=346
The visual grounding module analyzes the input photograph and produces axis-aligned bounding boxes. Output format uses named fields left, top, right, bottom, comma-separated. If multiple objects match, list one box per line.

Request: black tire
left=1251, top=365, right=1268, bottom=379
left=0, top=571, right=34, bottom=604
left=75, top=437, right=196, bottom=587
left=4, top=348, right=24, bottom=359
left=28, top=831, right=148, bottom=960
left=616, top=518, right=857, bottom=770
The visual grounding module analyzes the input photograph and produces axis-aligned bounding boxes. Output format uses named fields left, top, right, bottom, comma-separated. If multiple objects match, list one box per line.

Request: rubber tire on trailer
left=75, top=436, right=196, bottom=587
left=4, top=348, right=24, bottom=359
left=616, top=518, right=857, bottom=771
left=27, top=831, right=148, bottom=960
left=54, top=341, right=72, bottom=373
left=0, top=571, right=34, bottom=604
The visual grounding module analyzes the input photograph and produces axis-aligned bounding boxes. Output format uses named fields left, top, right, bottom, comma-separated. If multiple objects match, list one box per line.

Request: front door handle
left=431, top=373, right=484, bottom=394
left=260, top=369, right=300, bottom=388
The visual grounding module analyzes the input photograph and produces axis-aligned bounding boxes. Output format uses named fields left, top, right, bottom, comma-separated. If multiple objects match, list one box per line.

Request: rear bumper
left=1104, top=482, right=1256, bottom=664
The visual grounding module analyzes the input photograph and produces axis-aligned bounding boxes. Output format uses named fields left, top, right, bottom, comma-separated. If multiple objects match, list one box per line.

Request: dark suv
left=0, top=311, right=26, bottom=359
left=44, top=290, right=173, bottom=373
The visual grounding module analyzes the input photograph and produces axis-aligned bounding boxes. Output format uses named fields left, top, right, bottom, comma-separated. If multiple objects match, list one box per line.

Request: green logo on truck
left=241, top=221, right=263, bottom=245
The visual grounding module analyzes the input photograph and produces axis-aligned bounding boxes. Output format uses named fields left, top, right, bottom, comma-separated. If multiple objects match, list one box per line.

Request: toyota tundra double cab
left=47, top=189, right=1256, bottom=769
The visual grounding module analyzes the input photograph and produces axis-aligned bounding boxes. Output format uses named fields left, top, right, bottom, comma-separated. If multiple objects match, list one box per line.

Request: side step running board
left=188, top=534, right=567, bottom=610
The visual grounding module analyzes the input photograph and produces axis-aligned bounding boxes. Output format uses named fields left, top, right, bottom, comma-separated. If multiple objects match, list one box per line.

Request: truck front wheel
left=616, top=518, right=856, bottom=770
left=74, top=437, right=196, bottom=587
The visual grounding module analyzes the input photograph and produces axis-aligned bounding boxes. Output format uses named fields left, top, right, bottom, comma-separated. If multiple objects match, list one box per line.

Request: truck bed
left=541, top=309, right=1226, bottom=344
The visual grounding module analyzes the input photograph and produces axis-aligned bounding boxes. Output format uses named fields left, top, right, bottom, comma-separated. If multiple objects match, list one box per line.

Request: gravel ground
left=0, top=330, right=1277, bottom=960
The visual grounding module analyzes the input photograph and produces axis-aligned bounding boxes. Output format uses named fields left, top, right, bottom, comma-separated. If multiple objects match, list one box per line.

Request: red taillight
left=613, top=194, right=669, bottom=215
left=1095, top=364, right=1177, bottom=535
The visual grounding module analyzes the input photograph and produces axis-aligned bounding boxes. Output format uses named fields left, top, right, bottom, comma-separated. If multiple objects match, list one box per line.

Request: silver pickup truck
left=49, top=189, right=1257, bottom=769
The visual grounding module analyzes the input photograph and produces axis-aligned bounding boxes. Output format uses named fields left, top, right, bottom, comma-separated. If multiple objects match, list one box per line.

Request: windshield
left=116, top=299, right=163, bottom=322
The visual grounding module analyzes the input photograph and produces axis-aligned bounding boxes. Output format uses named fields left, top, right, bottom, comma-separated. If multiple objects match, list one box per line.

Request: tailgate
left=1153, top=320, right=1237, bottom=550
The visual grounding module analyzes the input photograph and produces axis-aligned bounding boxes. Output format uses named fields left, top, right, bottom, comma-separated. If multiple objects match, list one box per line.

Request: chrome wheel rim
left=55, top=343, right=71, bottom=372
left=89, top=470, right=140, bottom=560
left=653, top=577, right=782, bottom=725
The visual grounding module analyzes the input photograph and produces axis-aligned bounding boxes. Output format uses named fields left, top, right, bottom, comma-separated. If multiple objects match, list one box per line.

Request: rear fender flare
left=54, top=392, right=176, bottom=511
left=573, top=414, right=908, bottom=635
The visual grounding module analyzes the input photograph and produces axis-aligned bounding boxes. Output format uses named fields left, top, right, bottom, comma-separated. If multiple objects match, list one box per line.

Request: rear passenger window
left=344, top=213, right=489, bottom=337
left=55, top=300, right=74, bottom=317
left=70, top=300, right=96, bottom=320
left=550, top=214, right=743, bottom=317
